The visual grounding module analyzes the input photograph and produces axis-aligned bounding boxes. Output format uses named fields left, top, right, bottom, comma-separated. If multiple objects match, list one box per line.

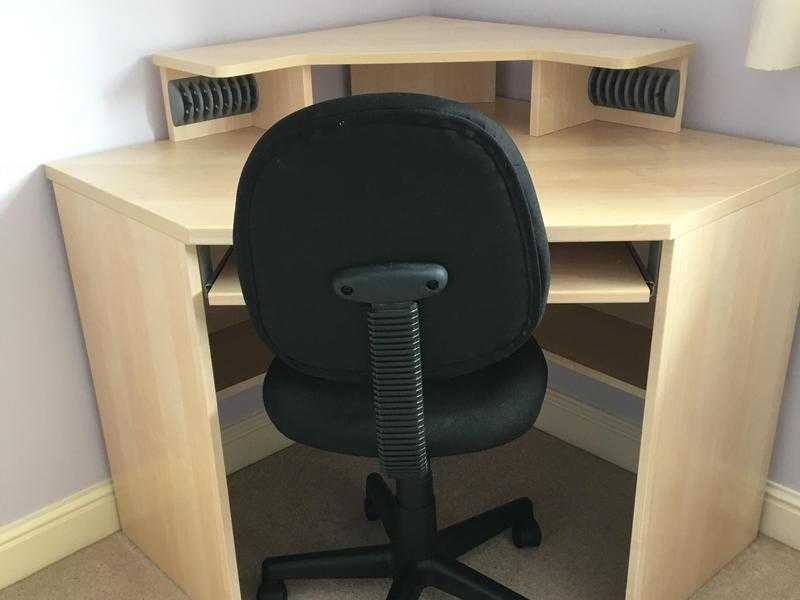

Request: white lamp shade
left=746, top=0, right=800, bottom=70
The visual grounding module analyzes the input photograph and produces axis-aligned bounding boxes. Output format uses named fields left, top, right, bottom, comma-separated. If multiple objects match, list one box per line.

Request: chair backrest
left=234, top=93, right=550, bottom=383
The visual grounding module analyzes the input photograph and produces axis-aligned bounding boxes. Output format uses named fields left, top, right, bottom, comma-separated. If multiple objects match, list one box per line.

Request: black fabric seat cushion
left=264, top=338, right=548, bottom=457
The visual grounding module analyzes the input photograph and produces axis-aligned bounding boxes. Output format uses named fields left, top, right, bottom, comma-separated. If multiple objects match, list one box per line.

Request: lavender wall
left=0, top=0, right=428, bottom=526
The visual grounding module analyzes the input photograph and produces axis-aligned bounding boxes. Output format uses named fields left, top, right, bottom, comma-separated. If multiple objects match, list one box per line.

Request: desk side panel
left=54, top=185, right=240, bottom=600
left=627, top=185, right=800, bottom=599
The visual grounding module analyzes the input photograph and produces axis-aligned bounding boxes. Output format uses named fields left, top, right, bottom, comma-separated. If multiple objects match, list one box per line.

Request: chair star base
left=258, top=472, right=541, bottom=600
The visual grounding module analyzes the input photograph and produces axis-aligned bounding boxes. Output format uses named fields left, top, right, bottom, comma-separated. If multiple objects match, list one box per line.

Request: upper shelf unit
left=152, top=16, right=695, bottom=142
left=153, top=16, right=694, bottom=77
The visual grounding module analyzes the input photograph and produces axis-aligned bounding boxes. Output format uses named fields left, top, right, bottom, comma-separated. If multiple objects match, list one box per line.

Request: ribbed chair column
left=368, top=301, right=429, bottom=480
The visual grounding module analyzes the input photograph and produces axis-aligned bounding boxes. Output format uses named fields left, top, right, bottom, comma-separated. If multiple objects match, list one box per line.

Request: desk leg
left=55, top=185, right=241, bottom=600
left=627, top=185, right=800, bottom=599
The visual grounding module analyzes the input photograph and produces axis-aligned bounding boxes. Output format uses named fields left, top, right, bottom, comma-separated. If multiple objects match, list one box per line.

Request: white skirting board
left=761, top=482, right=800, bottom=551
left=2, top=387, right=798, bottom=590
left=0, top=399, right=290, bottom=591
left=538, top=390, right=800, bottom=553
left=535, top=389, right=642, bottom=473
left=220, top=406, right=292, bottom=475
left=0, top=481, right=120, bottom=590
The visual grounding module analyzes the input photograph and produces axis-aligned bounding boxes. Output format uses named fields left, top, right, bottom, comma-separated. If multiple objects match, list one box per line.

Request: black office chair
left=234, top=93, right=550, bottom=600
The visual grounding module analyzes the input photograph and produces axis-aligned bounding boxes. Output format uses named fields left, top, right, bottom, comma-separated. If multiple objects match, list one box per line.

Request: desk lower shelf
left=536, top=304, right=650, bottom=398
left=209, top=300, right=652, bottom=400
left=207, top=242, right=651, bottom=307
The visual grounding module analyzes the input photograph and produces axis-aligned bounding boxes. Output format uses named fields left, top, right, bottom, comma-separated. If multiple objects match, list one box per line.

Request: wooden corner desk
left=46, top=16, right=800, bottom=600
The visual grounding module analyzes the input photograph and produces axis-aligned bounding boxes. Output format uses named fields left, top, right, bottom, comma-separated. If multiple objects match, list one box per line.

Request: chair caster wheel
left=258, top=580, right=287, bottom=600
left=364, top=497, right=380, bottom=521
left=512, top=516, right=542, bottom=548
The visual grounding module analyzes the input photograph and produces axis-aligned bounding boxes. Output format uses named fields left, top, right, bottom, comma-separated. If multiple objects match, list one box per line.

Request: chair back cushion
left=234, top=93, right=549, bottom=382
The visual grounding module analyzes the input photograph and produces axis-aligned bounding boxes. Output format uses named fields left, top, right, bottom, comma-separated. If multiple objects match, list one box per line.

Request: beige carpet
left=3, top=428, right=799, bottom=599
